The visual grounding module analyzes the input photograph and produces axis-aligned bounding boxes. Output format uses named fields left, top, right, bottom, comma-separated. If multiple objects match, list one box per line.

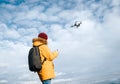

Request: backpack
left=28, top=45, right=46, bottom=72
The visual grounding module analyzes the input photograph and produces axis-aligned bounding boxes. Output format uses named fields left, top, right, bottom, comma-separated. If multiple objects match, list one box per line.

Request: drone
left=71, top=21, right=82, bottom=28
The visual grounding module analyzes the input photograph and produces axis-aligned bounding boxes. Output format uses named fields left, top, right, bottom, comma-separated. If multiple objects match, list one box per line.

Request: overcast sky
left=0, top=0, right=120, bottom=84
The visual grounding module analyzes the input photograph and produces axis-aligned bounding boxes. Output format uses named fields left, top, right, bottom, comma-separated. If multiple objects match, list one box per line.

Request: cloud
left=53, top=78, right=72, bottom=83
left=0, top=23, right=21, bottom=40
left=19, top=81, right=39, bottom=84
left=0, top=80, right=8, bottom=84
left=111, top=0, right=120, bottom=6
left=0, top=0, right=120, bottom=84
left=0, top=63, right=9, bottom=68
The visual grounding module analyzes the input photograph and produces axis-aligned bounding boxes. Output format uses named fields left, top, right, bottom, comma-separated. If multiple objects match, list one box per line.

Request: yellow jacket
left=32, top=38, right=58, bottom=80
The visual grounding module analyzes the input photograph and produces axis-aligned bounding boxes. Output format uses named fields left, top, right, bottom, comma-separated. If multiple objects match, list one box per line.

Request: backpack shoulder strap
left=42, top=58, right=46, bottom=64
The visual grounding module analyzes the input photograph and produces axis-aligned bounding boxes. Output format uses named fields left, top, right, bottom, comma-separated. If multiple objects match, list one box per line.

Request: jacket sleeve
left=41, top=45, right=58, bottom=61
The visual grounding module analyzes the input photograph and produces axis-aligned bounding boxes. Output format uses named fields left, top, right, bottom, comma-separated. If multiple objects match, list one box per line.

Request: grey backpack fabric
left=28, top=45, right=46, bottom=72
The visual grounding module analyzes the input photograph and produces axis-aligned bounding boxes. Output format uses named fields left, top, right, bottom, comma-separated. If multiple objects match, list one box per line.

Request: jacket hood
left=32, top=38, right=44, bottom=46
